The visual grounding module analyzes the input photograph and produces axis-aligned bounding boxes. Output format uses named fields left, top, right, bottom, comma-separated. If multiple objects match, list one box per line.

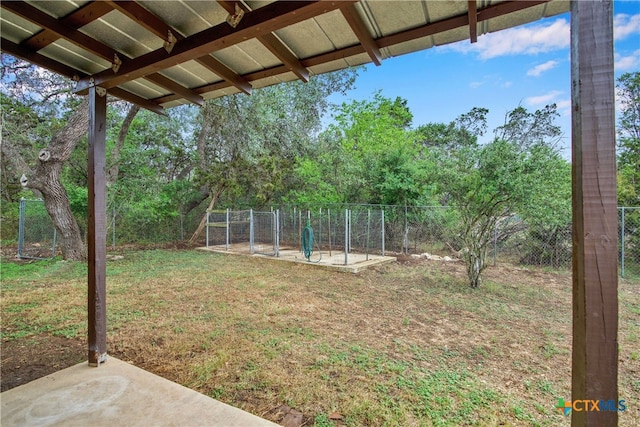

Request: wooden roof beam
left=468, top=1, right=478, bottom=43
left=3, top=1, right=203, bottom=105
left=19, top=1, right=113, bottom=51
left=74, top=1, right=352, bottom=92
left=1, top=38, right=166, bottom=115
left=219, top=1, right=310, bottom=83
left=155, top=0, right=550, bottom=105
left=195, top=56, right=252, bottom=95
left=105, top=0, right=252, bottom=95
left=340, top=3, right=382, bottom=66
left=257, top=33, right=309, bottom=82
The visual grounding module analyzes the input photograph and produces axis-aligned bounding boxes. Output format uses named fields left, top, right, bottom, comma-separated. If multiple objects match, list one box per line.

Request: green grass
left=1, top=249, right=638, bottom=426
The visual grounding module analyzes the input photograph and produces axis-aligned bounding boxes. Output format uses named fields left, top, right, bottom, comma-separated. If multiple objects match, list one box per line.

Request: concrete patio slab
left=1, top=357, right=278, bottom=427
left=198, top=244, right=397, bottom=273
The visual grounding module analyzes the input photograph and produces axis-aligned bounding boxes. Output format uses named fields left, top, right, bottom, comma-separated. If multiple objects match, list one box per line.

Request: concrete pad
left=1, top=357, right=278, bottom=427
left=198, top=244, right=397, bottom=273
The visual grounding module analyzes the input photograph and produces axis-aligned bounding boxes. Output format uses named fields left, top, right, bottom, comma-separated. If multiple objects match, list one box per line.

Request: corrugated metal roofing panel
left=80, top=11, right=161, bottom=58
left=38, top=39, right=109, bottom=75
left=365, top=1, right=430, bottom=37
left=215, top=41, right=283, bottom=74
left=119, top=78, right=170, bottom=100
left=26, top=0, right=88, bottom=20
left=0, top=11, right=40, bottom=44
left=313, top=10, right=362, bottom=50
left=138, top=0, right=227, bottom=37
left=0, top=0, right=571, bottom=111
left=275, top=14, right=348, bottom=59
left=159, top=61, right=222, bottom=89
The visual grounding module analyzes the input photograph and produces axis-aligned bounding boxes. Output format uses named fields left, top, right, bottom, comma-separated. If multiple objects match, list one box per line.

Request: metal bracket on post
left=89, top=352, right=108, bottom=367
left=164, top=30, right=177, bottom=53
left=226, top=3, right=245, bottom=28
left=111, top=53, right=121, bottom=73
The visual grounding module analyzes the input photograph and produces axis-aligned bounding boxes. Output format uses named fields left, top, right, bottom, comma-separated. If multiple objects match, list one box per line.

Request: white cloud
left=614, top=13, right=640, bottom=40
left=527, top=60, right=560, bottom=77
left=525, top=90, right=564, bottom=106
left=555, top=99, right=572, bottom=117
left=615, top=49, right=640, bottom=71
left=443, top=18, right=570, bottom=59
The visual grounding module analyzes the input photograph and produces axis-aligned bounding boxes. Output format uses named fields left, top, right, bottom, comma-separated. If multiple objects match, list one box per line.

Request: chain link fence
left=620, top=206, right=640, bottom=278
left=17, top=198, right=57, bottom=259
left=10, top=200, right=640, bottom=277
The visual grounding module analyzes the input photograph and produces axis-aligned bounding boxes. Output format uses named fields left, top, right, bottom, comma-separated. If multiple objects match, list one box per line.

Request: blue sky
left=328, top=1, right=640, bottom=155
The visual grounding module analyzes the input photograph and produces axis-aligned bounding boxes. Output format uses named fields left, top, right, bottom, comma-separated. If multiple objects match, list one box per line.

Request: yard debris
left=282, top=412, right=303, bottom=427
left=329, top=412, right=343, bottom=420
left=417, top=253, right=460, bottom=262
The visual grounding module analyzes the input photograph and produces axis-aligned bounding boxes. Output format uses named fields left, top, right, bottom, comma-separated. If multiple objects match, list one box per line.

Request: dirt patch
left=1, top=334, right=85, bottom=392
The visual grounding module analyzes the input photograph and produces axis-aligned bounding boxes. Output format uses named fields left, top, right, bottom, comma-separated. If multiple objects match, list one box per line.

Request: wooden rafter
left=2, top=1, right=203, bottom=106
left=258, top=33, right=310, bottom=82
left=20, top=1, right=113, bottom=51
left=73, top=1, right=347, bottom=92
left=154, top=0, right=552, bottom=104
left=219, top=1, right=310, bottom=83
left=340, top=3, right=382, bottom=66
left=468, top=1, right=478, bottom=43
left=1, top=37, right=166, bottom=115
left=195, top=56, right=253, bottom=95
left=107, top=0, right=252, bottom=95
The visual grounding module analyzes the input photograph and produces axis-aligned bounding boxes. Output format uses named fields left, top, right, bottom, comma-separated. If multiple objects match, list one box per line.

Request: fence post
left=494, top=221, right=498, bottom=266
left=225, top=208, right=230, bottom=251
left=112, top=207, right=116, bottom=249
left=17, top=198, right=25, bottom=258
left=179, top=210, right=184, bottom=241
left=381, top=209, right=385, bottom=256
left=250, top=209, right=254, bottom=254
left=404, top=204, right=409, bottom=255
left=348, top=209, right=352, bottom=256
left=620, top=207, right=625, bottom=278
left=318, top=208, right=322, bottom=251
left=206, top=211, right=210, bottom=248
left=366, top=209, right=370, bottom=261
left=275, top=209, right=280, bottom=257
left=328, top=208, right=332, bottom=257
left=344, top=209, right=349, bottom=265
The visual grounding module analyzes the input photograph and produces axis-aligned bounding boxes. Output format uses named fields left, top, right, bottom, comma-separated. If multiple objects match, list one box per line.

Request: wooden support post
left=570, top=1, right=617, bottom=425
left=87, top=86, right=108, bottom=366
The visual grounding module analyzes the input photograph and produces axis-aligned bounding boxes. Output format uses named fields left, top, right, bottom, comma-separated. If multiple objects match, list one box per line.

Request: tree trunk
left=1, top=138, right=37, bottom=201
left=188, top=185, right=224, bottom=245
left=23, top=98, right=90, bottom=261
left=107, top=104, right=139, bottom=185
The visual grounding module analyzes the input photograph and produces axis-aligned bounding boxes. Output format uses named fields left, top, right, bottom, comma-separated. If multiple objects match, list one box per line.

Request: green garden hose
left=302, top=219, right=322, bottom=262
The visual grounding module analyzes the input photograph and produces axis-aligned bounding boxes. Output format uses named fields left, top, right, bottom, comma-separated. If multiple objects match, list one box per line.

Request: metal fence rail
left=11, top=200, right=640, bottom=277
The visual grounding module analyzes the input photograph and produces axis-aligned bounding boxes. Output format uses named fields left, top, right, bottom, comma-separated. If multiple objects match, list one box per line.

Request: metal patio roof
left=1, top=1, right=569, bottom=114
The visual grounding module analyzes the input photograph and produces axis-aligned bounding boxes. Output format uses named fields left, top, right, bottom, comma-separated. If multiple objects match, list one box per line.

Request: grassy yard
left=1, top=249, right=638, bottom=426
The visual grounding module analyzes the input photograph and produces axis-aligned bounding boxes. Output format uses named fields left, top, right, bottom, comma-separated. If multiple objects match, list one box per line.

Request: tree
left=289, top=93, right=434, bottom=207
left=616, top=72, right=640, bottom=206
left=188, top=69, right=358, bottom=242
left=2, top=55, right=175, bottom=257
left=436, top=105, right=565, bottom=287
left=20, top=98, right=90, bottom=260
